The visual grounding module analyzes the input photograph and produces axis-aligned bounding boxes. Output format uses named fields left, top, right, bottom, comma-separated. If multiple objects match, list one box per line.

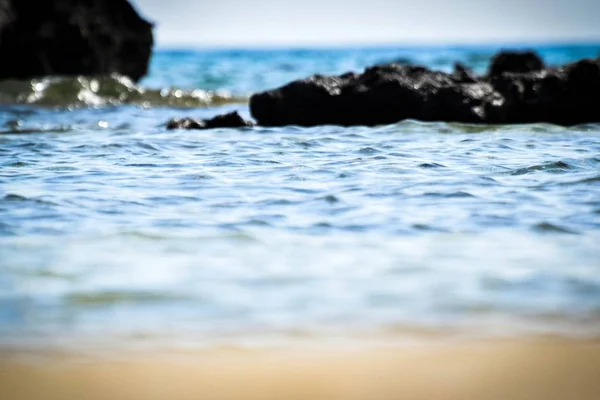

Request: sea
left=1, top=44, right=599, bottom=351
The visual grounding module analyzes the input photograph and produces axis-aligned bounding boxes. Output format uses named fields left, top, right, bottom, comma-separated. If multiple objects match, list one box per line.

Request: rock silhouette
left=487, top=51, right=545, bottom=76
left=167, top=112, right=254, bottom=130
left=250, top=51, right=600, bottom=127
left=0, top=0, right=153, bottom=82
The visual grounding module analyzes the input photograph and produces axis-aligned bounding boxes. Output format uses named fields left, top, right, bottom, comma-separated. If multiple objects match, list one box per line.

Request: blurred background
left=131, top=0, right=600, bottom=47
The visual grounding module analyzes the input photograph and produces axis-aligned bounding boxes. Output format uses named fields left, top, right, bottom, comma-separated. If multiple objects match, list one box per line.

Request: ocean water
left=1, top=44, right=600, bottom=349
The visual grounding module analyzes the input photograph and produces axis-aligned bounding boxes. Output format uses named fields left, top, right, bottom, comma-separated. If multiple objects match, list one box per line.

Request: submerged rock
left=0, top=0, right=153, bottom=82
left=249, top=51, right=600, bottom=127
left=166, top=112, right=254, bottom=130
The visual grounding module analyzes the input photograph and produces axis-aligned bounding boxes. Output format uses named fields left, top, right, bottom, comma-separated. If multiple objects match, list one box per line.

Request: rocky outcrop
left=485, top=59, right=600, bottom=125
left=487, top=51, right=544, bottom=76
left=167, top=112, right=254, bottom=130
left=249, top=51, right=600, bottom=127
left=0, top=0, right=153, bottom=82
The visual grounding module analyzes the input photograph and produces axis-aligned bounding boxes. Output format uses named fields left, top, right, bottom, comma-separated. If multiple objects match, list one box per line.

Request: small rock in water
left=166, top=112, right=254, bottom=130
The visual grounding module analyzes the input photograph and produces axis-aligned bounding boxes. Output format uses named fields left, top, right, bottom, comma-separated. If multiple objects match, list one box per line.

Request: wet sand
left=1, top=339, right=600, bottom=400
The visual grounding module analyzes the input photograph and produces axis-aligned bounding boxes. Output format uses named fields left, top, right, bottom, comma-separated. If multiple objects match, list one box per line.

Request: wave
left=0, top=74, right=247, bottom=108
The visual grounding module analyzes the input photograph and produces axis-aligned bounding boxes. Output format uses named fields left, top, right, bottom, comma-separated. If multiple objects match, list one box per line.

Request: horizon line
left=153, top=37, right=600, bottom=51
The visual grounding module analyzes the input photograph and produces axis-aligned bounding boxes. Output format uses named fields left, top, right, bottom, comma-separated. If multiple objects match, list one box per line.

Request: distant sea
left=1, top=44, right=599, bottom=349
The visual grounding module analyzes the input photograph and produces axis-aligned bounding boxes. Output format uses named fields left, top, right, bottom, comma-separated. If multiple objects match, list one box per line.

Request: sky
left=130, top=0, right=600, bottom=47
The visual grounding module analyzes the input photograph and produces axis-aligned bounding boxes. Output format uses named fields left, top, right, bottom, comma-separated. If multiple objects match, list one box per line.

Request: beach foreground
left=1, top=339, right=599, bottom=400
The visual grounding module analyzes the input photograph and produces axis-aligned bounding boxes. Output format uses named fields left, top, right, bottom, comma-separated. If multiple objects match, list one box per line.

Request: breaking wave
left=0, top=74, right=247, bottom=108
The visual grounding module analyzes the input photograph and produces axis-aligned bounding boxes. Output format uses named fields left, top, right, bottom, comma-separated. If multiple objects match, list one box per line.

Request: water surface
left=1, top=44, right=600, bottom=348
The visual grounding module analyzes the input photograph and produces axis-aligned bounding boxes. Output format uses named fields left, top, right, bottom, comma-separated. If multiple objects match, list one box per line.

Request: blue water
left=1, top=44, right=600, bottom=348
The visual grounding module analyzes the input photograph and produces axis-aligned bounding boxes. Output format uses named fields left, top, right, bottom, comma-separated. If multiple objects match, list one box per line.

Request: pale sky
left=130, top=0, right=600, bottom=47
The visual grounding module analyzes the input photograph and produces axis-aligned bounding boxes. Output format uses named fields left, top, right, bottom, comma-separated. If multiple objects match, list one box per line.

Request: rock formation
left=249, top=51, right=600, bottom=127
left=0, top=0, right=153, bottom=82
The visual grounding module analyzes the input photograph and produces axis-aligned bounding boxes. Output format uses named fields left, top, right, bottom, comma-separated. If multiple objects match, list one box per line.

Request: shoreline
left=2, top=337, right=600, bottom=400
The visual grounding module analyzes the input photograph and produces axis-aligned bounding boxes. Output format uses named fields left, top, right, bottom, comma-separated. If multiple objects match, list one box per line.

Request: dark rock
left=426, top=83, right=493, bottom=123
left=251, top=64, right=471, bottom=126
left=167, top=112, right=254, bottom=130
left=0, top=0, right=153, bottom=82
left=202, top=111, right=254, bottom=129
left=452, top=63, right=478, bottom=83
left=249, top=52, right=600, bottom=127
left=486, top=58, right=600, bottom=125
left=488, top=51, right=544, bottom=77
left=166, top=118, right=206, bottom=130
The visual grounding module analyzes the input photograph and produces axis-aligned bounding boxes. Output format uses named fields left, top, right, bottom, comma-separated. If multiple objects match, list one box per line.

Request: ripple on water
left=509, top=160, right=576, bottom=175
left=418, top=162, right=446, bottom=169
left=422, top=191, right=476, bottom=198
left=1, top=47, right=600, bottom=344
left=532, top=222, right=579, bottom=234
left=65, top=291, right=192, bottom=306
left=558, top=174, right=600, bottom=186
left=1, top=194, right=57, bottom=206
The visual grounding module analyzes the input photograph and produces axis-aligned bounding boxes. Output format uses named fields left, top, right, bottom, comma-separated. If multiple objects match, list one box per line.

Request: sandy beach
left=1, top=339, right=599, bottom=400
